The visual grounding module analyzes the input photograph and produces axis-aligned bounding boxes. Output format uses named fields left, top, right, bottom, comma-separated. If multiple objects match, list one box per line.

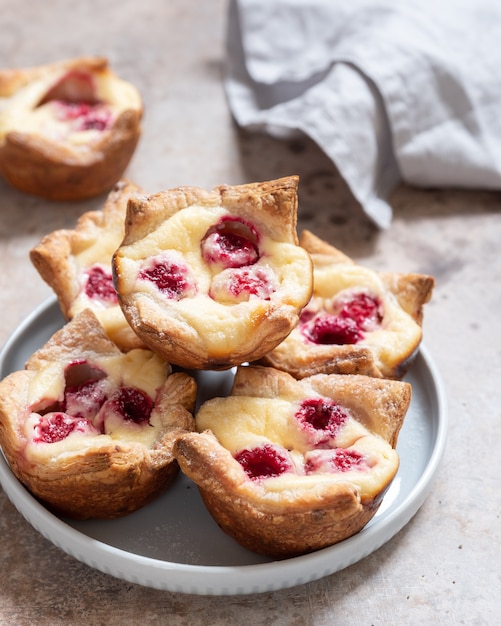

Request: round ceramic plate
left=0, top=298, right=447, bottom=595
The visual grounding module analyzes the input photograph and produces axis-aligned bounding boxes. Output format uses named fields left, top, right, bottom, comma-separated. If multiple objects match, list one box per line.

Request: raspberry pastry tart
left=112, top=176, right=313, bottom=370
left=0, top=57, right=142, bottom=200
left=0, top=309, right=196, bottom=519
left=259, top=230, right=434, bottom=379
left=174, top=365, right=411, bottom=557
left=30, top=179, right=145, bottom=351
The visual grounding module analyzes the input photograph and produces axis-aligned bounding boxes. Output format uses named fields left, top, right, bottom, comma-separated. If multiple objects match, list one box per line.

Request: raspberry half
left=53, top=100, right=112, bottom=131
left=41, top=69, right=113, bottom=133
left=338, top=292, right=383, bottom=331
left=63, top=361, right=108, bottom=420
left=84, top=265, right=118, bottom=303
left=139, top=256, right=197, bottom=300
left=64, top=378, right=107, bottom=421
left=305, top=448, right=369, bottom=474
left=303, top=314, right=362, bottom=345
left=234, top=443, right=292, bottom=480
left=100, top=387, right=153, bottom=425
left=209, top=266, right=276, bottom=302
left=295, top=397, right=349, bottom=437
left=301, top=291, right=382, bottom=345
left=201, top=217, right=260, bottom=269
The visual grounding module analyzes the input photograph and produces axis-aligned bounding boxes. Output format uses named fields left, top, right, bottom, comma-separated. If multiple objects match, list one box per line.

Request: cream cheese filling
left=24, top=349, right=170, bottom=461
left=196, top=392, right=399, bottom=501
left=115, top=204, right=312, bottom=353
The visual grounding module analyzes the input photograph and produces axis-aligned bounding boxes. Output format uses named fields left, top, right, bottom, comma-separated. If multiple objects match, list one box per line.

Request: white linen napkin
left=225, top=0, right=501, bottom=227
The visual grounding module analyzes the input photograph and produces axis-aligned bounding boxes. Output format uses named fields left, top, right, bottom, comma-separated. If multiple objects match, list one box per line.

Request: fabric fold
left=225, top=0, right=501, bottom=226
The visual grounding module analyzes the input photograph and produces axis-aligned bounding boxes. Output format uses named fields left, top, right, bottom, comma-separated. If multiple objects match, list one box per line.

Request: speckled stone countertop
left=0, top=1, right=499, bottom=624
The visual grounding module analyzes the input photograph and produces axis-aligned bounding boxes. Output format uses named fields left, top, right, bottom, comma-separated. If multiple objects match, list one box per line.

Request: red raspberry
left=234, top=444, right=292, bottom=480
left=301, top=291, right=382, bottom=345
left=84, top=265, right=118, bottom=303
left=139, top=258, right=196, bottom=300
left=338, top=292, right=382, bottom=331
left=33, top=413, right=97, bottom=444
left=303, top=314, right=362, bottom=345
left=201, top=217, right=259, bottom=269
left=305, top=448, right=368, bottom=474
left=295, top=398, right=349, bottom=436
left=101, top=387, right=153, bottom=425
left=54, top=100, right=112, bottom=131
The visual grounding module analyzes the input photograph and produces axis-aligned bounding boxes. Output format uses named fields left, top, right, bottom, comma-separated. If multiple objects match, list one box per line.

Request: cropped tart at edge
left=30, top=179, right=146, bottom=351
left=0, top=57, right=142, bottom=200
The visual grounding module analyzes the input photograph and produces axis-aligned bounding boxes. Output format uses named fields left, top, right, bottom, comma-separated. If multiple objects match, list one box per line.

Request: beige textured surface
left=0, top=1, right=499, bottom=624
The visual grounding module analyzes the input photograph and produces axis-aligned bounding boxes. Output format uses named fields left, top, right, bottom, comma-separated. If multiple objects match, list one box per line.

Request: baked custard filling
left=115, top=206, right=312, bottom=352
left=23, top=349, right=170, bottom=460
left=196, top=392, right=399, bottom=502
left=1, top=66, right=141, bottom=149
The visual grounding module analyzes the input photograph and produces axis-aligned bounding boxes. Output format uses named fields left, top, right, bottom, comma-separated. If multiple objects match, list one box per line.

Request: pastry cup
left=259, top=229, right=435, bottom=379
left=174, top=365, right=411, bottom=558
left=112, top=176, right=313, bottom=370
left=0, top=309, right=196, bottom=519
left=30, top=179, right=146, bottom=351
left=0, top=57, right=142, bottom=200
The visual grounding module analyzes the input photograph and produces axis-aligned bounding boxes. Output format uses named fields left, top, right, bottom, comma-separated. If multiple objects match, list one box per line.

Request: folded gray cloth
left=225, top=0, right=501, bottom=227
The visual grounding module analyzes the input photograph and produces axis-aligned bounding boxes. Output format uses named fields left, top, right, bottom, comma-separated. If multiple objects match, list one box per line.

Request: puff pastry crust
left=30, top=179, right=145, bottom=351
left=259, top=230, right=434, bottom=379
left=112, top=176, right=313, bottom=370
left=0, top=309, right=196, bottom=519
left=174, top=365, right=411, bottom=557
left=0, top=57, right=142, bottom=200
